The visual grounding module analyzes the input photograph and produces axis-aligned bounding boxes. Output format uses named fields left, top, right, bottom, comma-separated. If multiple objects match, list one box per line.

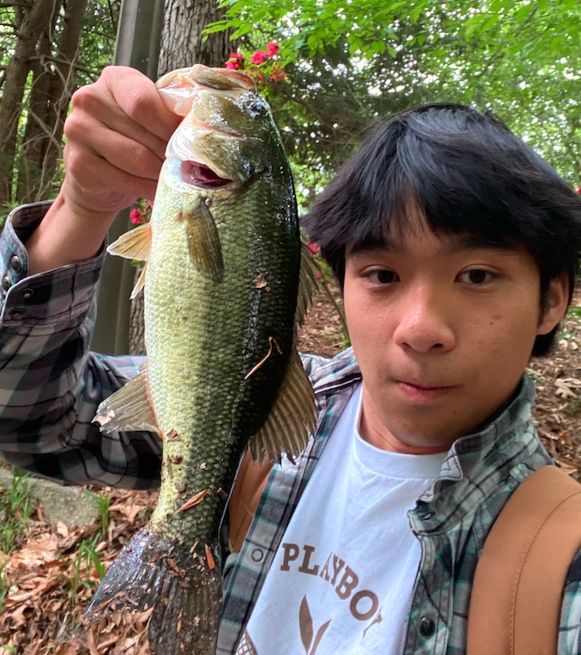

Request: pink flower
left=266, top=42, right=280, bottom=57
left=307, top=242, right=321, bottom=255
left=251, top=50, right=268, bottom=65
left=576, top=186, right=581, bottom=195
left=225, top=52, right=244, bottom=70
left=130, top=208, right=144, bottom=224
left=271, top=68, right=287, bottom=82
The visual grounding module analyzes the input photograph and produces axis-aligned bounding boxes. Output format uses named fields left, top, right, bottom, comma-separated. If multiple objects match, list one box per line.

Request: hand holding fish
left=26, top=66, right=181, bottom=275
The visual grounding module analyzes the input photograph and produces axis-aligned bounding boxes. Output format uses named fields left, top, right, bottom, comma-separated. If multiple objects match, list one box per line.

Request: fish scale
left=147, top=164, right=298, bottom=544
left=84, top=65, right=316, bottom=655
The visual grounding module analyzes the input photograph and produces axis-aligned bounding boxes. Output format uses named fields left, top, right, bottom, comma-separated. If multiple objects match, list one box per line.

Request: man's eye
left=458, top=269, right=494, bottom=285
left=367, top=269, right=399, bottom=284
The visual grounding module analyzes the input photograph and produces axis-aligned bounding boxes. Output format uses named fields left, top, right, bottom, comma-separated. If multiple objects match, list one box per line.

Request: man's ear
left=537, top=274, right=570, bottom=335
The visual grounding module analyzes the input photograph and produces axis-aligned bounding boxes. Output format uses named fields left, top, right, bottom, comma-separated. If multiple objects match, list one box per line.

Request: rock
left=0, top=466, right=100, bottom=530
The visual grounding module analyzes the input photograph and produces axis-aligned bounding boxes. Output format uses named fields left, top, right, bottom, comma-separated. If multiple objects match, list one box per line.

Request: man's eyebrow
left=451, top=233, right=518, bottom=253
left=348, top=233, right=518, bottom=256
left=348, top=237, right=393, bottom=255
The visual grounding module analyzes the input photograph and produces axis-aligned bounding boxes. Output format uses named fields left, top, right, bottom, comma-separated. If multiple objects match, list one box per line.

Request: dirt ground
left=0, top=284, right=580, bottom=654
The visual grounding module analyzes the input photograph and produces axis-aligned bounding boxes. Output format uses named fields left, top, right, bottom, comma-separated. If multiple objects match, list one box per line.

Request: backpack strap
left=467, top=465, right=581, bottom=655
left=228, top=452, right=273, bottom=553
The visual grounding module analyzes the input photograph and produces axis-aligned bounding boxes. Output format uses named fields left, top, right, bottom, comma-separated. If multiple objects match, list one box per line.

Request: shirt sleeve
left=559, top=548, right=581, bottom=654
left=0, top=202, right=162, bottom=490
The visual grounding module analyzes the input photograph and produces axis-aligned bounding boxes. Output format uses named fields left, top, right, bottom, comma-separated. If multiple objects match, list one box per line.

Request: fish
left=84, top=65, right=317, bottom=654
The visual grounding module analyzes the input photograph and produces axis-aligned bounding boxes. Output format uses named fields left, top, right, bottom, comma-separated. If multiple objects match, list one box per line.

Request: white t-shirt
left=237, top=384, right=445, bottom=655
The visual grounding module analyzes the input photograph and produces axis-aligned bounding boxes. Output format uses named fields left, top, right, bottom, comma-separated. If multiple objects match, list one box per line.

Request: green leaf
left=231, top=23, right=254, bottom=39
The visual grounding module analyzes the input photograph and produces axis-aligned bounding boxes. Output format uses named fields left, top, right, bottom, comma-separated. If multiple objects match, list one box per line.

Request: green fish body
left=85, top=66, right=316, bottom=655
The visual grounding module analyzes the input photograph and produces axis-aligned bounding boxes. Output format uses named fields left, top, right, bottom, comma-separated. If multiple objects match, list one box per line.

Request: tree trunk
left=0, top=0, right=63, bottom=209
left=43, top=0, right=89, bottom=194
left=16, top=6, right=61, bottom=202
left=158, top=0, right=233, bottom=74
left=17, top=0, right=89, bottom=204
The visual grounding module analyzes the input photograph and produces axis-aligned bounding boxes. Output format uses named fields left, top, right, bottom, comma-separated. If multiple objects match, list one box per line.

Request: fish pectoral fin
left=180, top=200, right=224, bottom=282
left=93, top=364, right=161, bottom=436
left=107, top=223, right=152, bottom=262
left=249, top=347, right=316, bottom=462
left=295, top=241, right=320, bottom=328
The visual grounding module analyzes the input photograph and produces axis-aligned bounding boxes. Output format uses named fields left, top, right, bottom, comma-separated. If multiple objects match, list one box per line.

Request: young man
left=0, top=67, right=580, bottom=654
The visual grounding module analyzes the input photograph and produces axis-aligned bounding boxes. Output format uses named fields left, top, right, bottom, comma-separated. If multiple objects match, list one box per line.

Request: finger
left=103, top=66, right=182, bottom=141
left=70, top=67, right=181, bottom=161
left=65, top=112, right=165, bottom=184
left=63, top=143, right=159, bottom=211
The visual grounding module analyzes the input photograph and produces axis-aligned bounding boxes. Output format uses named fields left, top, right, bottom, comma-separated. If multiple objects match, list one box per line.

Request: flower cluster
left=225, top=42, right=287, bottom=85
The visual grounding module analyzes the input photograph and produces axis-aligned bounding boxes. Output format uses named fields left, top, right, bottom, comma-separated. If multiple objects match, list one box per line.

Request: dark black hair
left=302, top=103, right=581, bottom=356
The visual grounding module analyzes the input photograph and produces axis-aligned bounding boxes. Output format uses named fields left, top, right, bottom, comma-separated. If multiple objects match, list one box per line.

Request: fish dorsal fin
left=295, top=241, right=320, bottom=328
left=108, top=223, right=152, bottom=261
left=249, top=347, right=316, bottom=462
left=93, top=364, right=161, bottom=437
left=180, top=199, right=224, bottom=282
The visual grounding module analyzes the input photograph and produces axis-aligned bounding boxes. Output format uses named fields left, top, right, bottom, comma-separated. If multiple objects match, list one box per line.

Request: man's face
left=343, top=217, right=568, bottom=453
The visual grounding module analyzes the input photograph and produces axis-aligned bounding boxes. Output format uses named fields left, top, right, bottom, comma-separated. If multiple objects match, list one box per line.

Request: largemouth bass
left=85, top=65, right=316, bottom=654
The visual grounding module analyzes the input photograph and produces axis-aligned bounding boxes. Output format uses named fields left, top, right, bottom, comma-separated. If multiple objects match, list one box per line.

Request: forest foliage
left=209, top=0, right=581, bottom=206
left=0, top=0, right=579, bottom=216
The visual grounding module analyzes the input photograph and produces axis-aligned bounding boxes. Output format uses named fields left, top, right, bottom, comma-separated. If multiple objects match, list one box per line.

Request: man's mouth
left=397, top=380, right=458, bottom=401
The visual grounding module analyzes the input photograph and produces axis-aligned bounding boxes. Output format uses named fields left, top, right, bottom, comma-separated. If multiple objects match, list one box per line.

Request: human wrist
left=25, top=191, right=118, bottom=275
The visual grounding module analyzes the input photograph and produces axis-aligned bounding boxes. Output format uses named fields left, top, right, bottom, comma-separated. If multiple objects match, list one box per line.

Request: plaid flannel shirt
left=0, top=202, right=161, bottom=488
left=1, top=203, right=581, bottom=654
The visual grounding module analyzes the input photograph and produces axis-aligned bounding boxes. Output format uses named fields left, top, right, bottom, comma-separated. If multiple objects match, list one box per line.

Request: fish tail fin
left=85, top=527, right=222, bottom=655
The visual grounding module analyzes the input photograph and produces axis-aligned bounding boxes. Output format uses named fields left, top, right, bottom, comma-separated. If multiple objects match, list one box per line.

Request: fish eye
left=247, top=99, right=268, bottom=118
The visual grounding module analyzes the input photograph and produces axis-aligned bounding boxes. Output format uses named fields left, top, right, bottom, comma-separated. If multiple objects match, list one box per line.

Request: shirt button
left=1, top=276, right=11, bottom=291
left=21, top=288, right=33, bottom=300
left=10, top=256, right=22, bottom=273
left=9, top=309, right=23, bottom=320
left=419, top=616, right=436, bottom=637
left=251, top=548, right=264, bottom=563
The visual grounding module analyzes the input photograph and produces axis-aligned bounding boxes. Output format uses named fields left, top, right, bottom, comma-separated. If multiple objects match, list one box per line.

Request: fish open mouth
left=181, top=161, right=232, bottom=188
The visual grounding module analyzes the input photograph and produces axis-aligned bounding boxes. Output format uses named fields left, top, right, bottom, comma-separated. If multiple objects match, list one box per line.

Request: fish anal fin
left=249, top=347, right=316, bottom=462
left=94, top=364, right=161, bottom=436
left=108, top=223, right=152, bottom=262
left=179, top=200, right=224, bottom=282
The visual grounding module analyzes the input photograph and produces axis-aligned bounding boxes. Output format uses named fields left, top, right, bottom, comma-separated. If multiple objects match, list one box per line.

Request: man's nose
left=393, top=285, right=457, bottom=354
